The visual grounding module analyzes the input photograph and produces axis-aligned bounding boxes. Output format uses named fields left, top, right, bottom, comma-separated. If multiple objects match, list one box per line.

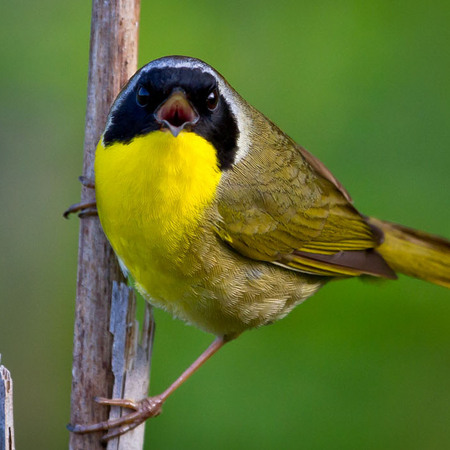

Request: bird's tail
left=368, top=217, right=450, bottom=288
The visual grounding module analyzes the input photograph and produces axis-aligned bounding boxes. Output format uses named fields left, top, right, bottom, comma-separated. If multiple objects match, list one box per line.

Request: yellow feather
left=95, top=130, right=221, bottom=302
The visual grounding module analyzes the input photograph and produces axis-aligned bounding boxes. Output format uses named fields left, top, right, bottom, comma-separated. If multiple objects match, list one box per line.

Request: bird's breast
left=95, top=130, right=222, bottom=301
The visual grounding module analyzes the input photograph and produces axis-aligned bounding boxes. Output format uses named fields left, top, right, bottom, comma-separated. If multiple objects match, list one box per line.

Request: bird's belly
left=122, top=230, right=326, bottom=337
left=103, top=214, right=325, bottom=336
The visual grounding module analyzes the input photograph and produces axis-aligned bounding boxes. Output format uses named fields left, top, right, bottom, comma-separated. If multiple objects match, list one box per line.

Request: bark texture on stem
left=69, top=1, right=143, bottom=449
left=0, top=363, right=15, bottom=450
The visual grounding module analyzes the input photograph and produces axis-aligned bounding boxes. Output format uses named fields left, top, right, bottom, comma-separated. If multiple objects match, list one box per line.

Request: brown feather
left=290, top=249, right=397, bottom=279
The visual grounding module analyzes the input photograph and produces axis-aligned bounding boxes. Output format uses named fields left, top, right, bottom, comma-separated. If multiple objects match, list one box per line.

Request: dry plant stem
left=70, top=336, right=228, bottom=441
left=69, top=0, right=141, bottom=449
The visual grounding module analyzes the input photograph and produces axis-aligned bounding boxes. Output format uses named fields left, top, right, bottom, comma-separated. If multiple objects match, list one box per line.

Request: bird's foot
left=63, top=176, right=97, bottom=218
left=67, top=395, right=164, bottom=442
left=78, top=176, right=95, bottom=189
left=63, top=201, right=97, bottom=218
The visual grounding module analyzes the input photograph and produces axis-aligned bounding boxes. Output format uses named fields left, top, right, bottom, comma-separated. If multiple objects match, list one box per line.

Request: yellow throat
left=95, top=130, right=222, bottom=299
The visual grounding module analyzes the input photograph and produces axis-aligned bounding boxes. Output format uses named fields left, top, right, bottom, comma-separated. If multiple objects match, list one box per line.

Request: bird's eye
left=136, top=86, right=150, bottom=107
left=206, top=88, right=219, bottom=111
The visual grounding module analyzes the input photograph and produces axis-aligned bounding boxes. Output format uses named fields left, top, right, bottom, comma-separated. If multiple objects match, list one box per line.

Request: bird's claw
left=63, top=176, right=97, bottom=218
left=63, top=201, right=97, bottom=218
left=78, top=175, right=95, bottom=189
left=67, top=396, right=164, bottom=442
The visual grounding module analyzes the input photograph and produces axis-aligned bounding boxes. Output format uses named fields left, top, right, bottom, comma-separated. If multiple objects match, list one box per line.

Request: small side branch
left=107, top=283, right=155, bottom=450
left=0, top=363, right=15, bottom=450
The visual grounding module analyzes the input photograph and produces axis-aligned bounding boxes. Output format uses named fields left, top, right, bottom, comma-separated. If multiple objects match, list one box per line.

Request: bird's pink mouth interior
left=156, top=91, right=199, bottom=135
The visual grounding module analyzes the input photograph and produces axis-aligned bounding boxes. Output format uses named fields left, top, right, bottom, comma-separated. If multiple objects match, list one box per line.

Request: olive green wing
left=216, top=140, right=396, bottom=279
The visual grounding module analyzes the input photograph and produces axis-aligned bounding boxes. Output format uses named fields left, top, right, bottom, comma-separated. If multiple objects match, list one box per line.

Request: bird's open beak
left=155, top=89, right=199, bottom=137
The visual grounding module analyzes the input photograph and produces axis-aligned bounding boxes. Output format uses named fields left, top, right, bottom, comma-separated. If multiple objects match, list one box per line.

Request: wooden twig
left=69, top=1, right=145, bottom=449
left=0, top=362, right=15, bottom=450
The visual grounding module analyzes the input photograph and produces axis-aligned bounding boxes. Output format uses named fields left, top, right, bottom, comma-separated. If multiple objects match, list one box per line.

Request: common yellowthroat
left=69, top=55, right=450, bottom=439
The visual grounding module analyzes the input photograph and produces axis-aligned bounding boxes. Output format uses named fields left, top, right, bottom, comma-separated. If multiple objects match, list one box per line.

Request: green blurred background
left=1, top=1, right=449, bottom=448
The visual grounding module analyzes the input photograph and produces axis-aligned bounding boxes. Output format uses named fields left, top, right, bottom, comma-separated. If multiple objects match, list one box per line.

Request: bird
left=68, top=55, right=450, bottom=440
